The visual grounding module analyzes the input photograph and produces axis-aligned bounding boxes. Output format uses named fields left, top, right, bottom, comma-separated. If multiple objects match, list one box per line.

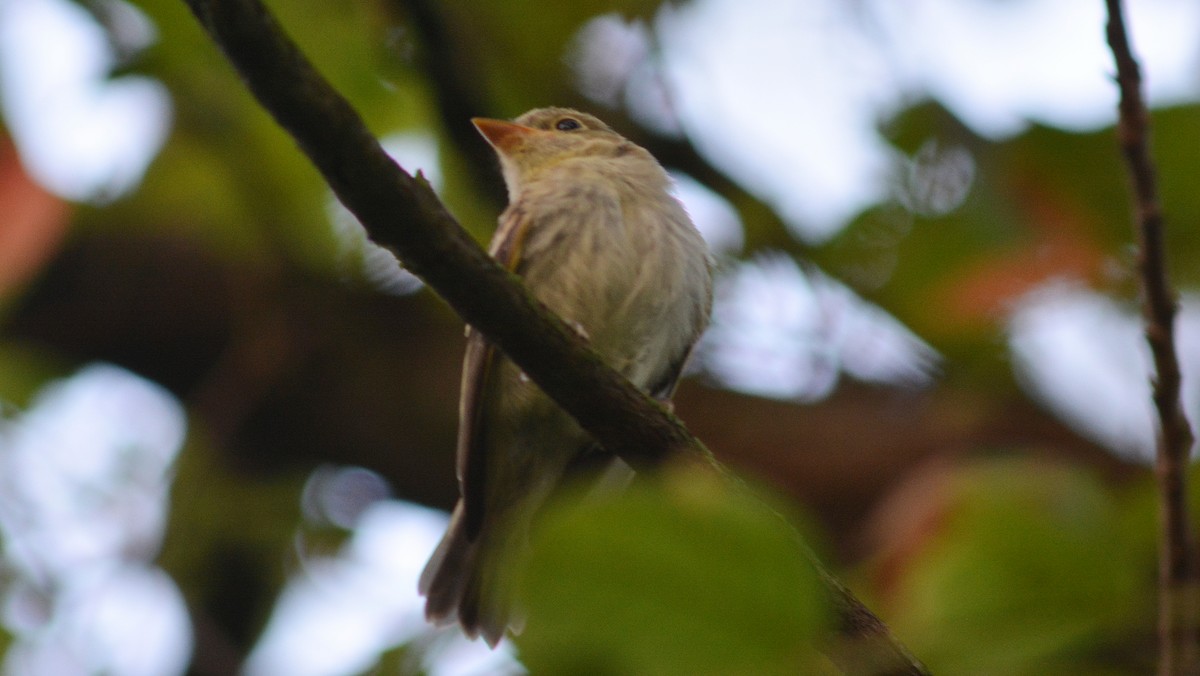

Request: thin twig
left=1104, top=2, right=1198, bottom=673
left=178, top=0, right=928, bottom=671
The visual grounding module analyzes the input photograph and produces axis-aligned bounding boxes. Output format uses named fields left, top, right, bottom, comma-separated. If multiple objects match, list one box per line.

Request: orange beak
left=472, top=117, right=538, bottom=154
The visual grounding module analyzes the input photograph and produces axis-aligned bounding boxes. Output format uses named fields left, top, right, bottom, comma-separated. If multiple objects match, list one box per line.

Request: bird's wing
left=457, top=329, right=494, bottom=540
left=645, top=344, right=696, bottom=402
left=458, top=203, right=536, bottom=540
left=645, top=274, right=713, bottom=402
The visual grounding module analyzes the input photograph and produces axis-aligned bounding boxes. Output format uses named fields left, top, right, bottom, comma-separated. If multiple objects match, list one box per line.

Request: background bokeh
left=1, top=0, right=1199, bottom=673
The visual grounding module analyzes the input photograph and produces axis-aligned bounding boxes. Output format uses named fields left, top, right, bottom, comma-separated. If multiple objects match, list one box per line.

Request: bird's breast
left=513, top=179, right=709, bottom=388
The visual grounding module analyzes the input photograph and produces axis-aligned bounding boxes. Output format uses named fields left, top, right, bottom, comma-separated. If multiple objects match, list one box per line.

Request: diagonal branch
left=1104, top=2, right=1198, bottom=674
left=179, top=0, right=928, bottom=672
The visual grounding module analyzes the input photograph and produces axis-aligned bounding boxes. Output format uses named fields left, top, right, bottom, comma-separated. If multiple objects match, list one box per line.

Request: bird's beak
left=472, top=117, right=538, bottom=154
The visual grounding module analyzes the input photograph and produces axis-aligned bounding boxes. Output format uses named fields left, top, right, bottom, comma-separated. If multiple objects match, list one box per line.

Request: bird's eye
left=555, top=117, right=582, bottom=131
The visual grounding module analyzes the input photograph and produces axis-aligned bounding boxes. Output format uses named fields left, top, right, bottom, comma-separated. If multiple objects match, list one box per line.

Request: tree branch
left=822, top=572, right=929, bottom=675
left=179, top=0, right=927, bottom=672
left=1104, top=2, right=1198, bottom=674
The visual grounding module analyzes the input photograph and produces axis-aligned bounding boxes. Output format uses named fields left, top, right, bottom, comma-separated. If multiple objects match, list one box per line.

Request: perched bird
left=418, top=107, right=713, bottom=646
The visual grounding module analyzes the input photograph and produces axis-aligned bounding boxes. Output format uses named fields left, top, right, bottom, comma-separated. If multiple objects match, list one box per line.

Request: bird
left=418, top=107, right=713, bottom=647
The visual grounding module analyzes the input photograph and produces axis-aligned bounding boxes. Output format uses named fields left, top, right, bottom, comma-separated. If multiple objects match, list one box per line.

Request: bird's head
left=472, top=107, right=641, bottom=197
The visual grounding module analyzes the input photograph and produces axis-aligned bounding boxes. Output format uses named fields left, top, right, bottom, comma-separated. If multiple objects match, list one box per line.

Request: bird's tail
left=418, top=502, right=514, bottom=647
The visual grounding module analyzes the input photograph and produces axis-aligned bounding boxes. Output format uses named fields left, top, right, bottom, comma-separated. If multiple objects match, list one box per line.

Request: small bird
left=418, top=107, right=713, bottom=646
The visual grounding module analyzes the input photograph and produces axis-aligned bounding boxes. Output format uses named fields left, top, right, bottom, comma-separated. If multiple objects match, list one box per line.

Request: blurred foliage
left=517, top=467, right=829, bottom=675
left=0, top=342, right=72, bottom=409
left=867, top=458, right=1149, bottom=674
left=157, top=434, right=310, bottom=651
left=437, top=0, right=663, bottom=112
left=0, top=0, right=1195, bottom=673
left=824, top=101, right=1200, bottom=372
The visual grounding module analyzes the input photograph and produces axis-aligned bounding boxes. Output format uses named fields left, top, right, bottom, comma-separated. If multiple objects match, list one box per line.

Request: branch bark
left=179, top=0, right=927, bottom=672
left=1104, top=2, right=1198, bottom=674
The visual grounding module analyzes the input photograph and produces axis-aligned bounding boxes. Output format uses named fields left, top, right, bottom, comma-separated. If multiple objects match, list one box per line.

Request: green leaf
left=516, top=468, right=828, bottom=676
left=886, top=459, right=1144, bottom=675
